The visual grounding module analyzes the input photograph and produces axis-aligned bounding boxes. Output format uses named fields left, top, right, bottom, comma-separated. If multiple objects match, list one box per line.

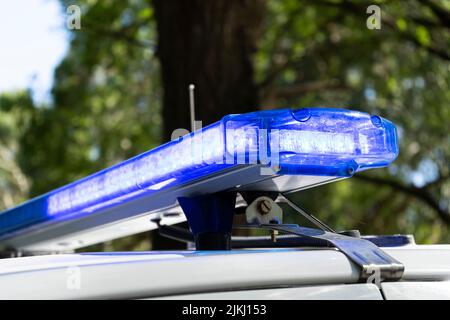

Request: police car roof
left=0, top=245, right=449, bottom=299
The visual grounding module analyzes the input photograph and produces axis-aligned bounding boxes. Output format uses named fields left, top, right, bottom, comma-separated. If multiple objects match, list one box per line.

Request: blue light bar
left=0, top=108, right=398, bottom=237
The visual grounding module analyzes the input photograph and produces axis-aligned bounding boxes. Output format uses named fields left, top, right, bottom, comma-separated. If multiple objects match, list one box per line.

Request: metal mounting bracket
left=261, top=223, right=404, bottom=281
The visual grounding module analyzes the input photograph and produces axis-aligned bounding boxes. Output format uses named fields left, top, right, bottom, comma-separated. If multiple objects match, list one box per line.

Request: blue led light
left=0, top=108, right=398, bottom=236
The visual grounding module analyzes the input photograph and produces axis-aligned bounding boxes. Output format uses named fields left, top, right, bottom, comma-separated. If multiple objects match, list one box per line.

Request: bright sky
left=0, top=0, right=69, bottom=103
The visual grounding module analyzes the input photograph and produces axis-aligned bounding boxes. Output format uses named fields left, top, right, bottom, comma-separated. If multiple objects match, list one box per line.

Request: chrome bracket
left=261, top=223, right=404, bottom=282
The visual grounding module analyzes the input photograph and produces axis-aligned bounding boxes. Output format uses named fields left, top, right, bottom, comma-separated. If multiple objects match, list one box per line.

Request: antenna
left=189, top=84, right=196, bottom=131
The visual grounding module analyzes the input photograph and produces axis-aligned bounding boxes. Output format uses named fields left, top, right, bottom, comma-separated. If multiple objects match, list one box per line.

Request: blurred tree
left=254, top=0, right=450, bottom=242
left=0, top=0, right=448, bottom=248
left=0, top=91, right=33, bottom=210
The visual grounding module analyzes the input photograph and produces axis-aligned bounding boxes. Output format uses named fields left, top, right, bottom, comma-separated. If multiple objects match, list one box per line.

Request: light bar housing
left=0, top=108, right=398, bottom=252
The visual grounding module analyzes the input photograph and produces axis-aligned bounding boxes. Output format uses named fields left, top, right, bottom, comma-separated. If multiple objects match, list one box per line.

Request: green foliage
left=0, top=0, right=448, bottom=248
left=257, top=0, right=450, bottom=243
left=0, top=91, right=33, bottom=210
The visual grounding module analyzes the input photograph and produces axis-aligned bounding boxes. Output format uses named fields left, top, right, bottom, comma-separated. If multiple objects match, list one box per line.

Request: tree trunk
left=154, top=0, right=266, bottom=141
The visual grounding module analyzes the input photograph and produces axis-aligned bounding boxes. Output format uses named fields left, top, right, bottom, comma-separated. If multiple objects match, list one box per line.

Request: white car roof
left=0, top=245, right=449, bottom=299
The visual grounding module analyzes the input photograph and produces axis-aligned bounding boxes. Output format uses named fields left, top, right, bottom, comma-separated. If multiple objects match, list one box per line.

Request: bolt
left=258, top=199, right=272, bottom=215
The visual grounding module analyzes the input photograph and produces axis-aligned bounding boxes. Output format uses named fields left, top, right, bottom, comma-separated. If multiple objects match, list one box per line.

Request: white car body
left=0, top=244, right=449, bottom=300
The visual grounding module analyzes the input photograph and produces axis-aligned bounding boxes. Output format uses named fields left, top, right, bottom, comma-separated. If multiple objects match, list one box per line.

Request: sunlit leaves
left=1, top=0, right=448, bottom=247
left=258, top=0, right=450, bottom=243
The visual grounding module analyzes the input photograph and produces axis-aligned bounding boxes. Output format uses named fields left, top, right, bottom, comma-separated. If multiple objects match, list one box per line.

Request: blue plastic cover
left=0, top=108, right=398, bottom=236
